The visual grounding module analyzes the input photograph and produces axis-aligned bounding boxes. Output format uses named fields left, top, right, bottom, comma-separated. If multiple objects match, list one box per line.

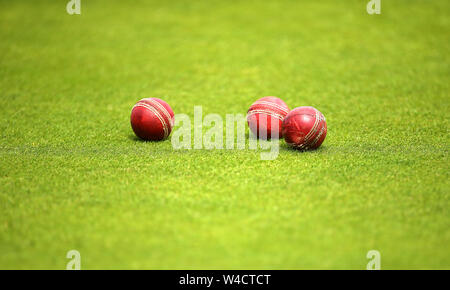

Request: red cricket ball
left=130, top=98, right=175, bottom=141
left=282, top=106, right=327, bottom=150
left=247, top=96, right=290, bottom=139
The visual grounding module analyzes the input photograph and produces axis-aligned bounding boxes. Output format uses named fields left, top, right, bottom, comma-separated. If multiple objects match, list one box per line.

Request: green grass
left=0, top=0, right=449, bottom=269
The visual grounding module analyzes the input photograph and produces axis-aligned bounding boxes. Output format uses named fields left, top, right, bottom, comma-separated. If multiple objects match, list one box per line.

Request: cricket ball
left=130, top=98, right=175, bottom=141
left=247, top=96, right=289, bottom=139
left=282, top=106, right=327, bottom=150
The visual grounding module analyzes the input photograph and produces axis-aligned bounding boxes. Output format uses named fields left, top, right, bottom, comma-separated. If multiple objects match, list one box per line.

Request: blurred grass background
left=0, top=0, right=449, bottom=269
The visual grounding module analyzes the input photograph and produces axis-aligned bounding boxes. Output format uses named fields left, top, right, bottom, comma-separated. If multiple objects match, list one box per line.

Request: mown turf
left=0, top=0, right=449, bottom=269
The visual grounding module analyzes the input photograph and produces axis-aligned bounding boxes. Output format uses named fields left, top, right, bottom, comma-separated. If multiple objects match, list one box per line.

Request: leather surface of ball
left=282, top=106, right=327, bottom=150
left=130, top=98, right=174, bottom=141
left=247, top=96, right=289, bottom=139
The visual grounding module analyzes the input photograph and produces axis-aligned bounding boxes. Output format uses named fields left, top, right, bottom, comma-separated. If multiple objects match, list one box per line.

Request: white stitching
left=304, top=110, right=320, bottom=142
left=251, top=101, right=289, bottom=114
left=133, top=102, right=168, bottom=139
left=146, top=99, right=173, bottom=130
left=247, top=109, right=285, bottom=121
